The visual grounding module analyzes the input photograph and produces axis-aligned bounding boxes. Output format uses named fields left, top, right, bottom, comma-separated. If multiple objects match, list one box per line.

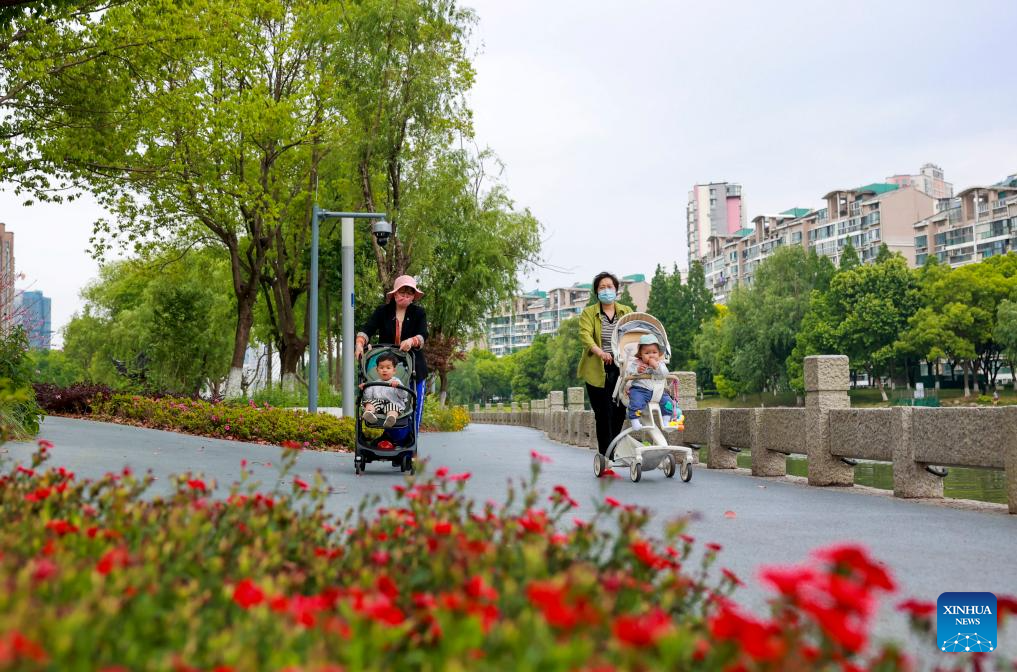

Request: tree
left=875, top=243, right=894, bottom=264
left=719, top=247, right=834, bottom=394
left=995, top=299, right=1017, bottom=392
left=839, top=242, right=861, bottom=270
left=403, top=149, right=541, bottom=399
left=692, top=304, right=729, bottom=392
left=794, top=256, right=919, bottom=399
left=63, top=249, right=234, bottom=394
left=543, top=317, right=583, bottom=394
left=28, top=350, right=85, bottom=387
left=511, top=335, right=549, bottom=401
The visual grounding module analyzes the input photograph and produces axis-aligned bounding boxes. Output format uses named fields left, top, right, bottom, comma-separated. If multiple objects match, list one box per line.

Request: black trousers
left=587, top=364, right=626, bottom=456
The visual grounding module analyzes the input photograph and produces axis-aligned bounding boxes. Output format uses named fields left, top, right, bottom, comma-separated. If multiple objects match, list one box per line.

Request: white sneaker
left=630, top=418, right=643, bottom=430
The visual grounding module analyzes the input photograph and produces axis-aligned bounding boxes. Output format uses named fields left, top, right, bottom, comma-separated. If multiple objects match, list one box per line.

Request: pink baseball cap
left=386, top=275, right=424, bottom=300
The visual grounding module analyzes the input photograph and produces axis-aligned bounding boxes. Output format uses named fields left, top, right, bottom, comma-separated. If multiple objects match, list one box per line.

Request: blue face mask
left=598, top=289, right=616, bottom=304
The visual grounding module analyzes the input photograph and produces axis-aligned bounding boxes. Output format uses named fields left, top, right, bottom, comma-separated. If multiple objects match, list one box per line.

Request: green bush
left=421, top=398, right=470, bottom=432
left=0, top=327, right=43, bottom=438
left=248, top=383, right=343, bottom=409
left=92, top=394, right=354, bottom=450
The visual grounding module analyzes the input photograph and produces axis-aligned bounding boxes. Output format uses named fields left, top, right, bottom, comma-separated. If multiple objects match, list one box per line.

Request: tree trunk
left=225, top=293, right=256, bottom=398
left=439, top=369, right=449, bottom=406
left=971, top=359, right=981, bottom=396
left=266, top=341, right=273, bottom=389
left=962, top=361, right=971, bottom=397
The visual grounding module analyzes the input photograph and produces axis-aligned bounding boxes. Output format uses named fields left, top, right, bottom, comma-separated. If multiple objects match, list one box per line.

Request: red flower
left=96, top=547, right=130, bottom=576
left=465, top=575, right=498, bottom=601
left=604, top=496, right=621, bottom=508
left=433, top=521, right=453, bottom=536
left=293, top=477, right=310, bottom=491
left=371, top=550, right=390, bottom=564
left=708, top=603, right=785, bottom=662
left=186, top=478, right=207, bottom=493
left=448, top=471, right=471, bottom=481
left=435, top=466, right=449, bottom=477
left=896, top=599, right=936, bottom=618
left=45, top=519, right=78, bottom=536
left=612, top=608, right=672, bottom=647
left=233, top=579, right=265, bottom=609
left=16, top=465, right=35, bottom=477
left=705, top=542, right=722, bottom=552
left=526, top=580, right=598, bottom=630
left=721, top=568, right=744, bottom=586
left=518, top=509, right=548, bottom=534
left=32, top=558, right=58, bottom=582
left=37, top=439, right=54, bottom=451
left=281, top=440, right=303, bottom=451
left=0, top=630, right=48, bottom=663
left=758, top=565, right=816, bottom=599
left=813, top=543, right=896, bottom=592
left=630, top=538, right=668, bottom=569
left=995, top=594, right=1017, bottom=619
left=24, top=487, right=52, bottom=503
left=530, top=450, right=552, bottom=463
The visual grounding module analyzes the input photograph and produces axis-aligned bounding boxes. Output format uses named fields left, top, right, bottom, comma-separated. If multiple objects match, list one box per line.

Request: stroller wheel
left=593, top=453, right=606, bottom=478
left=663, top=454, right=677, bottom=478
left=680, top=460, right=693, bottom=482
left=354, top=457, right=363, bottom=475
left=630, top=461, right=642, bottom=483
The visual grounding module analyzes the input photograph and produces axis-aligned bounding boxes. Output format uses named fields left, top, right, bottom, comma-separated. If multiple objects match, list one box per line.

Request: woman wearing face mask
left=355, top=275, right=429, bottom=431
left=577, top=271, right=632, bottom=458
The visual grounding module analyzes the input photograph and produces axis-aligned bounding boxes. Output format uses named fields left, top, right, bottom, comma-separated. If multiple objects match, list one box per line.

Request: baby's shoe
left=363, top=407, right=378, bottom=424
left=383, top=410, right=398, bottom=428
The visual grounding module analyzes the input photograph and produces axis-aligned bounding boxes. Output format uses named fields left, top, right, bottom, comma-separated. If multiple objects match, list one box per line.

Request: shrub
left=248, top=383, right=343, bottom=409
left=1, top=445, right=1010, bottom=671
left=421, top=398, right=470, bottom=432
left=33, top=382, right=113, bottom=414
left=92, top=394, right=355, bottom=450
left=0, top=327, right=43, bottom=437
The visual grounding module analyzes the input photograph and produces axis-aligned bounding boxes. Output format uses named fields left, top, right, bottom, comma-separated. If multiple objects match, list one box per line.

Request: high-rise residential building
left=701, top=183, right=936, bottom=303
left=913, top=174, right=1017, bottom=267
left=483, top=275, right=651, bottom=357
left=886, top=163, right=954, bottom=200
left=687, top=182, right=745, bottom=266
left=0, top=222, right=14, bottom=330
left=17, top=290, right=52, bottom=350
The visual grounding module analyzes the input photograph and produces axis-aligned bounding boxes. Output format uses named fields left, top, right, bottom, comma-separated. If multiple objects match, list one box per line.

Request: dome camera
left=372, top=219, right=392, bottom=247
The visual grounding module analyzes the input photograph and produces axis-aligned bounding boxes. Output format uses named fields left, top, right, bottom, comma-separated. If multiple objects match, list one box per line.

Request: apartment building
left=701, top=184, right=935, bottom=302
left=886, top=163, right=954, bottom=200
left=913, top=175, right=1017, bottom=267
left=687, top=182, right=745, bottom=265
left=17, top=290, right=52, bottom=350
left=0, top=223, right=14, bottom=331
left=484, top=275, right=650, bottom=357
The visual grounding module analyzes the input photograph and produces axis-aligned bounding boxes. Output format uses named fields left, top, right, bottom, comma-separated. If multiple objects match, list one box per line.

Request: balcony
left=977, top=203, right=990, bottom=215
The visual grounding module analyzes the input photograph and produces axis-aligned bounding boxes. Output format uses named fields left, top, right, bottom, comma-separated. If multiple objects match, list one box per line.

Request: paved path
left=5, top=417, right=1016, bottom=657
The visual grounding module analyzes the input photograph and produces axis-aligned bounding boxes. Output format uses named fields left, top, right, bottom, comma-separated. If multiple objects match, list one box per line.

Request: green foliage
left=839, top=242, right=861, bottom=270
left=92, top=394, right=354, bottom=450
left=247, top=384, right=344, bottom=410
left=62, top=249, right=234, bottom=395
left=446, top=349, right=514, bottom=405
left=28, top=349, right=84, bottom=387
left=420, top=397, right=470, bottom=431
left=543, top=317, right=582, bottom=394
left=646, top=263, right=715, bottom=369
left=792, top=255, right=919, bottom=391
left=996, top=299, right=1017, bottom=381
left=511, top=334, right=550, bottom=401
left=0, top=327, right=43, bottom=437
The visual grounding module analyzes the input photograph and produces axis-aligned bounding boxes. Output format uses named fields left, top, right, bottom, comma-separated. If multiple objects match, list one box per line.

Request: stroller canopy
left=610, top=312, right=672, bottom=366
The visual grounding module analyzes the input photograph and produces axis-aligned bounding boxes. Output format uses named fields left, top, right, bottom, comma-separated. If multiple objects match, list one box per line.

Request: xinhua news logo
left=937, top=592, right=997, bottom=653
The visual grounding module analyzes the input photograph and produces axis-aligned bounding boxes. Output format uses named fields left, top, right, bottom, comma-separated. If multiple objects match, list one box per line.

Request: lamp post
left=309, top=205, right=387, bottom=416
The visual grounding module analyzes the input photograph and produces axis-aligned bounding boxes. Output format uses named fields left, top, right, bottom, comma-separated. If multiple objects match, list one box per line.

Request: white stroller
left=593, top=312, right=694, bottom=483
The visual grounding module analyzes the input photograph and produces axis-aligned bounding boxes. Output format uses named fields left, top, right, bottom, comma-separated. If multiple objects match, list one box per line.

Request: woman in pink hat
left=355, top=275, right=429, bottom=430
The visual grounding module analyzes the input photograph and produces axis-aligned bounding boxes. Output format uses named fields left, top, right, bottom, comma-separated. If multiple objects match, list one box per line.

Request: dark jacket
left=358, top=301, right=429, bottom=380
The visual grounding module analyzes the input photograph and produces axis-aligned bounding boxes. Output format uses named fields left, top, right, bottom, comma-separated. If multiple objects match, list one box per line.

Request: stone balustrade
left=467, top=355, right=1017, bottom=514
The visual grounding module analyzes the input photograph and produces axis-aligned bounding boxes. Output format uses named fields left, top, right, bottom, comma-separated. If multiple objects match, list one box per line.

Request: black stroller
left=353, top=345, right=419, bottom=475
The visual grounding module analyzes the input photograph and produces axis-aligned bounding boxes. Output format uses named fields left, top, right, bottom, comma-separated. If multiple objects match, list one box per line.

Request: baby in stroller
left=359, top=352, right=409, bottom=428
left=625, top=334, right=683, bottom=430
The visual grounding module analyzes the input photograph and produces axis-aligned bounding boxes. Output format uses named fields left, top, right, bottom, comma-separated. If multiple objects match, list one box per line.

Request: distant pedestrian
left=578, top=271, right=632, bottom=457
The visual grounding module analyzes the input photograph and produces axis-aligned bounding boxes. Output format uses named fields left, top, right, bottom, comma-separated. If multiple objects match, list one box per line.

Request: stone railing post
left=706, top=409, right=737, bottom=469
left=750, top=409, right=784, bottom=476
left=891, top=406, right=944, bottom=499
left=566, top=387, right=585, bottom=445
left=674, top=371, right=698, bottom=411
left=805, top=355, right=853, bottom=486
left=1007, top=439, right=1017, bottom=515
left=549, top=391, right=565, bottom=440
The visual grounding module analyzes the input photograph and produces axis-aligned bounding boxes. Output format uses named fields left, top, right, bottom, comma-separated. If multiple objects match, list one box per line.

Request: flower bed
left=92, top=394, right=355, bottom=451
left=2, top=443, right=1012, bottom=671
left=420, top=400, right=470, bottom=432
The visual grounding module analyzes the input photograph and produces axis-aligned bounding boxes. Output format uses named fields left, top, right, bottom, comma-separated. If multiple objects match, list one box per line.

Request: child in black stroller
left=354, top=345, right=419, bottom=475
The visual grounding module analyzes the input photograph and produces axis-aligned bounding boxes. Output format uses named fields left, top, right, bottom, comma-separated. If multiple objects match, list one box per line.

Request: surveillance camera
left=372, top=219, right=392, bottom=247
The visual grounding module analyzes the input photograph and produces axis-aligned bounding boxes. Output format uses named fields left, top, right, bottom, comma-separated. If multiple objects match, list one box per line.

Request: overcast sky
left=3, top=0, right=1016, bottom=346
